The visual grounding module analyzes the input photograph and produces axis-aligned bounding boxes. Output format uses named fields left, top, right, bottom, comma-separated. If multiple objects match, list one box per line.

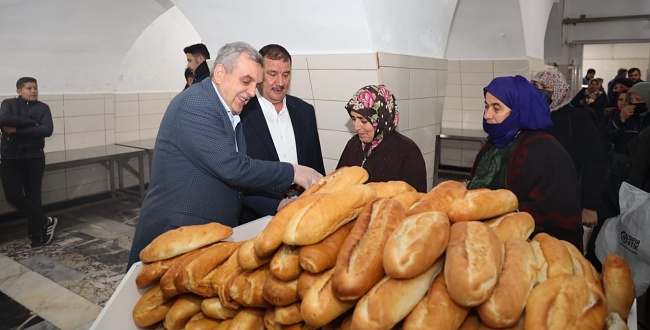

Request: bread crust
left=403, top=272, right=470, bottom=330
left=446, top=188, right=518, bottom=222
left=383, top=211, right=450, bottom=279
left=603, top=254, right=635, bottom=320
left=299, top=221, right=354, bottom=274
left=263, top=275, right=299, bottom=307
left=365, top=181, right=416, bottom=198
left=136, top=255, right=181, bottom=289
left=132, top=283, right=177, bottom=327
left=300, top=166, right=369, bottom=197
left=483, top=212, right=535, bottom=243
left=140, top=222, right=233, bottom=263
left=301, top=269, right=356, bottom=328
left=332, top=198, right=406, bottom=300
left=270, top=244, right=302, bottom=281
left=163, top=293, right=203, bottom=330
left=444, top=221, right=502, bottom=307
left=406, top=180, right=467, bottom=216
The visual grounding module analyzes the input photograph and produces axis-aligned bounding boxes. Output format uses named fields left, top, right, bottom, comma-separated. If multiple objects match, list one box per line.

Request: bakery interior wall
left=0, top=0, right=647, bottom=212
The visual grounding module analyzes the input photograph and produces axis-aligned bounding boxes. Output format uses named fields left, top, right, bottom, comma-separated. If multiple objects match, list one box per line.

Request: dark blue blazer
left=128, top=79, right=294, bottom=267
left=239, top=95, right=325, bottom=221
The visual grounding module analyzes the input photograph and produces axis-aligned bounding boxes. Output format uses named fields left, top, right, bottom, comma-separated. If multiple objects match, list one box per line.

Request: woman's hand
left=581, top=208, right=598, bottom=228
left=620, top=104, right=636, bottom=122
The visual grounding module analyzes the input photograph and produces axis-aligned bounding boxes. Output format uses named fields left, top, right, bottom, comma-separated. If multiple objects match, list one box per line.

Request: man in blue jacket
left=0, top=77, right=56, bottom=249
left=128, top=42, right=322, bottom=269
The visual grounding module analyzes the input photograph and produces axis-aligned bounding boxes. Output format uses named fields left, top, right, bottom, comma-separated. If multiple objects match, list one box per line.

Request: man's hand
left=581, top=208, right=598, bottom=228
left=293, top=164, right=323, bottom=190
left=2, top=127, right=16, bottom=134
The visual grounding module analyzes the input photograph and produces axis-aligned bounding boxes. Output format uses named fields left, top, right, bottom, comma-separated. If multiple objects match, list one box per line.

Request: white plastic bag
left=595, top=182, right=650, bottom=297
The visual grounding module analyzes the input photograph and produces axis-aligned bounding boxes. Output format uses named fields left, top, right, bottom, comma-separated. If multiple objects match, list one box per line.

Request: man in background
left=628, top=67, right=644, bottom=85
left=184, top=43, right=211, bottom=87
left=607, top=68, right=627, bottom=97
left=238, top=44, right=325, bottom=224
left=183, top=68, right=194, bottom=90
left=0, top=77, right=56, bottom=249
left=583, top=68, right=596, bottom=85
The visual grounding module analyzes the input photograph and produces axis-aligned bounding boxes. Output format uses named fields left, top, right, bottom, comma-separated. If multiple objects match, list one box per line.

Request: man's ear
left=213, top=64, right=225, bottom=85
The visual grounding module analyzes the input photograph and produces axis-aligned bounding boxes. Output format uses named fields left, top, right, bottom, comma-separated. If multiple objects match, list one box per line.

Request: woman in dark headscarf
left=531, top=68, right=606, bottom=229
left=337, top=85, right=427, bottom=192
left=571, top=78, right=609, bottom=126
left=468, top=75, right=583, bottom=250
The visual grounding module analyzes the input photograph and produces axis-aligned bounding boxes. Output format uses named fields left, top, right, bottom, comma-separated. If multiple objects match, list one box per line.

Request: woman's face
left=484, top=92, right=512, bottom=124
left=617, top=92, right=629, bottom=110
left=588, top=80, right=600, bottom=92
left=349, top=110, right=375, bottom=143
left=613, top=83, right=627, bottom=93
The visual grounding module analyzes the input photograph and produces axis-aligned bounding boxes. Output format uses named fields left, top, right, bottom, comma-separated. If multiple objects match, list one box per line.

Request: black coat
left=0, top=97, right=53, bottom=159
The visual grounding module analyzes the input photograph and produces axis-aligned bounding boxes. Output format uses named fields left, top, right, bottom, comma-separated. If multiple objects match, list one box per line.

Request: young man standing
left=184, top=43, right=211, bottom=86
left=0, top=77, right=56, bottom=249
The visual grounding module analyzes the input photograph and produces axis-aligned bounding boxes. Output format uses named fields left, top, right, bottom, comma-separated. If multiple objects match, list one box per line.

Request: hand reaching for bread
left=292, top=164, right=323, bottom=190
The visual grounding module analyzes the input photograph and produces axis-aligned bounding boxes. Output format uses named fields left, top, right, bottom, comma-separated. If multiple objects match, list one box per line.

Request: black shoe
left=29, top=236, right=45, bottom=249
left=42, top=216, right=58, bottom=245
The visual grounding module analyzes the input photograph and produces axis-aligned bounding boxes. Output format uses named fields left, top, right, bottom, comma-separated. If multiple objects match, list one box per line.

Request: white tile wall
left=64, top=115, right=105, bottom=134
left=309, top=70, right=379, bottom=101
left=289, top=70, right=314, bottom=100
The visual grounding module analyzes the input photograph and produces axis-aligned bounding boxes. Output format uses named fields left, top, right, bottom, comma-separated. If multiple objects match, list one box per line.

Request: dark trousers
left=1, top=158, right=47, bottom=238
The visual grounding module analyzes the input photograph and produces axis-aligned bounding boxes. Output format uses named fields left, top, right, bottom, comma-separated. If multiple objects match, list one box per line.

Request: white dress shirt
left=213, top=81, right=241, bottom=151
left=256, top=90, right=298, bottom=164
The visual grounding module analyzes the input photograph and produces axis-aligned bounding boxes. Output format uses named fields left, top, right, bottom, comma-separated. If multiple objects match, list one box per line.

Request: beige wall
left=0, top=52, right=445, bottom=213
left=583, top=43, right=650, bottom=84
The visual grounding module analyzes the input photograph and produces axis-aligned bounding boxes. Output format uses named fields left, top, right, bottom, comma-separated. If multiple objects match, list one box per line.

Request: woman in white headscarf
left=531, top=68, right=606, bottom=228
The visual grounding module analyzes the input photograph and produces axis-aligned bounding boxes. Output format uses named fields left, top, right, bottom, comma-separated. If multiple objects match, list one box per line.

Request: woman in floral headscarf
left=469, top=75, right=583, bottom=250
left=336, top=85, right=427, bottom=192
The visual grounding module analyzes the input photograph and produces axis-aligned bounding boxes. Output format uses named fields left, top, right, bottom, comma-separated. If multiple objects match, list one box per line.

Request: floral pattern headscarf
left=345, top=85, right=400, bottom=158
left=531, top=68, right=573, bottom=111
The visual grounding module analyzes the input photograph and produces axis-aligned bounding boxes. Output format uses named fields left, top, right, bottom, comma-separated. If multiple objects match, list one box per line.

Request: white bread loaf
left=299, top=221, right=354, bottom=274
left=403, top=272, right=470, bottom=330
left=530, top=233, right=574, bottom=283
left=446, top=188, right=518, bottom=223
left=524, top=275, right=606, bottom=330
left=476, top=238, right=536, bottom=328
left=602, top=254, right=635, bottom=320
left=406, top=180, right=466, bottom=216
left=483, top=212, right=535, bottom=243
left=365, top=180, right=416, bottom=198
left=383, top=211, right=450, bottom=279
left=269, top=244, right=302, bottom=281
left=140, top=222, right=233, bottom=263
left=444, top=221, right=502, bottom=307
left=300, top=166, right=369, bottom=197
left=282, top=184, right=378, bottom=246
left=351, top=258, right=443, bottom=330
left=163, top=293, right=203, bottom=330
left=132, top=283, right=177, bottom=327
left=301, top=269, right=356, bottom=328
left=332, top=198, right=406, bottom=300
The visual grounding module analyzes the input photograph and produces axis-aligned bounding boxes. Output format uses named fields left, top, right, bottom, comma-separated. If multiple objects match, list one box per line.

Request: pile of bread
left=131, top=166, right=636, bottom=330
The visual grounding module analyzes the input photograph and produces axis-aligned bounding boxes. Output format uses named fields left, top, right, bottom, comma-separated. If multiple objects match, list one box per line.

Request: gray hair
left=212, top=42, right=264, bottom=75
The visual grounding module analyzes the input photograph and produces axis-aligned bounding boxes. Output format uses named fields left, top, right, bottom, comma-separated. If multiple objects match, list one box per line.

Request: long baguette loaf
left=263, top=275, right=299, bottom=307
left=163, top=293, right=203, bottom=330
left=406, top=180, right=466, bottom=216
left=275, top=301, right=303, bottom=325
left=297, top=271, right=321, bottom=299
left=391, top=191, right=426, bottom=211
left=524, top=275, right=606, bottom=330
left=562, top=240, right=601, bottom=287
left=301, top=269, right=357, bottom=327
left=365, top=181, right=416, bottom=198
left=201, top=297, right=238, bottom=320
left=403, top=272, right=470, bottom=330
left=300, top=166, right=369, bottom=198
left=132, top=283, right=177, bottom=327
left=282, top=184, right=378, bottom=246
left=299, top=221, right=354, bottom=274
left=446, top=188, right=518, bottom=222
left=189, top=267, right=218, bottom=297
left=230, top=266, right=273, bottom=308
left=269, top=244, right=302, bottom=281
left=444, top=221, right=502, bottom=307
left=140, top=222, right=233, bottom=263
left=254, top=193, right=326, bottom=257
left=476, top=238, right=536, bottom=328
left=176, top=241, right=242, bottom=294
left=483, top=212, right=535, bottom=244
left=211, top=248, right=245, bottom=310
left=136, top=254, right=181, bottom=289
left=160, top=248, right=207, bottom=298
left=530, top=233, right=574, bottom=283
left=602, top=254, right=635, bottom=320
left=383, top=211, right=450, bottom=279
left=238, top=239, right=272, bottom=270
left=184, top=312, right=223, bottom=330
left=332, top=198, right=406, bottom=300
left=351, top=258, right=443, bottom=330
left=228, top=308, right=265, bottom=330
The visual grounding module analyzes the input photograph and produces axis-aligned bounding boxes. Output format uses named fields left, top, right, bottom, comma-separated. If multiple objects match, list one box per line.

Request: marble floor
left=0, top=197, right=139, bottom=330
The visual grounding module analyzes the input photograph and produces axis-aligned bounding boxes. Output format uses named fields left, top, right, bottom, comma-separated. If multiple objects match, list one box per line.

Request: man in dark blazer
left=128, top=42, right=322, bottom=269
left=239, top=44, right=325, bottom=224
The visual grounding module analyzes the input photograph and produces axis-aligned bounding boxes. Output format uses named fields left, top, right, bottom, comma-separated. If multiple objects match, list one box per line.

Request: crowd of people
left=3, top=39, right=647, bottom=273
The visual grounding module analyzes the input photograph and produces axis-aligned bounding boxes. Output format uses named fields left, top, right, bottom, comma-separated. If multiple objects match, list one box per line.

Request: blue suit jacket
left=238, top=95, right=325, bottom=222
left=128, top=79, right=294, bottom=267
